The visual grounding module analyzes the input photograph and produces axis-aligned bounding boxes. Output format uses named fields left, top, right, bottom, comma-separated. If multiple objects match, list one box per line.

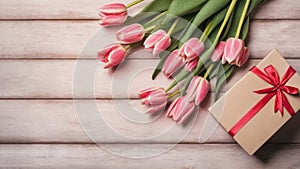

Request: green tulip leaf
left=247, top=0, right=266, bottom=15
left=167, top=0, right=207, bottom=17
left=210, top=6, right=229, bottom=34
left=224, top=0, right=247, bottom=39
left=180, top=0, right=231, bottom=44
left=142, top=0, right=173, bottom=13
left=126, top=0, right=173, bottom=25
left=214, top=64, right=235, bottom=101
left=240, top=16, right=249, bottom=40
left=210, top=62, right=221, bottom=78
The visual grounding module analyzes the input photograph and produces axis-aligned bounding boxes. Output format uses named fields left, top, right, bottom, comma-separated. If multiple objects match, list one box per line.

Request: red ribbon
left=228, top=65, right=299, bottom=137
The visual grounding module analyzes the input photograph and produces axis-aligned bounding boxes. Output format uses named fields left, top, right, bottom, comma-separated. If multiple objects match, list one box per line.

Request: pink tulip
left=116, top=23, right=145, bottom=44
left=235, top=47, right=249, bottom=67
left=223, top=38, right=245, bottom=64
left=185, top=76, right=210, bottom=105
left=162, top=50, right=184, bottom=78
left=97, top=44, right=127, bottom=69
left=211, top=41, right=226, bottom=62
left=98, top=3, right=127, bottom=26
left=179, top=38, right=204, bottom=63
left=166, top=96, right=195, bottom=124
left=184, top=57, right=199, bottom=72
left=222, top=38, right=249, bottom=67
left=139, top=87, right=168, bottom=114
left=144, top=30, right=171, bottom=56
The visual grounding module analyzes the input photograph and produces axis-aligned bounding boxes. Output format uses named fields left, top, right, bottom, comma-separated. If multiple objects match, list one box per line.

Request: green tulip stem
left=199, top=20, right=213, bottom=42
left=167, top=89, right=182, bottom=99
left=167, top=19, right=179, bottom=36
left=124, top=45, right=131, bottom=51
left=145, top=11, right=168, bottom=26
left=144, top=25, right=157, bottom=33
left=203, top=63, right=214, bottom=79
left=182, top=0, right=238, bottom=93
left=235, top=0, right=250, bottom=38
left=126, top=0, right=144, bottom=8
left=165, top=69, right=189, bottom=92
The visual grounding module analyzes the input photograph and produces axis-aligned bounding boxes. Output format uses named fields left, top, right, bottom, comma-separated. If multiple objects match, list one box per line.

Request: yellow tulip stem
left=235, top=0, right=250, bottom=38
left=167, top=90, right=182, bottom=99
left=203, top=64, right=214, bottom=79
left=126, top=0, right=144, bottom=8
left=145, top=11, right=168, bottom=26
left=199, top=20, right=213, bottom=42
left=167, top=19, right=179, bottom=36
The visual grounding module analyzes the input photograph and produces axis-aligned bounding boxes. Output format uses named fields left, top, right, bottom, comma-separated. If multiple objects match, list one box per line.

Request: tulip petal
left=166, top=97, right=181, bottom=118
left=224, top=38, right=244, bottom=63
left=174, top=98, right=194, bottom=121
left=99, top=12, right=127, bottom=26
left=97, top=44, right=120, bottom=62
left=195, top=79, right=210, bottom=105
left=99, top=3, right=127, bottom=14
left=162, top=50, right=183, bottom=78
left=236, top=47, right=249, bottom=67
left=116, top=24, right=145, bottom=44
left=186, top=76, right=201, bottom=102
left=177, top=104, right=195, bottom=124
left=143, top=30, right=166, bottom=49
left=107, top=47, right=126, bottom=64
left=211, top=41, right=225, bottom=62
left=146, top=103, right=167, bottom=114
left=183, top=38, right=204, bottom=62
left=138, top=87, right=160, bottom=98
left=153, top=35, right=171, bottom=56
left=148, top=93, right=167, bottom=105
left=185, top=57, right=199, bottom=72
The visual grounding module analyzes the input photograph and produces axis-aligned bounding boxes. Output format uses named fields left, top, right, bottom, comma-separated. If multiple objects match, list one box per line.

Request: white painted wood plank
left=0, top=144, right=299, bottom=168
left=0, top=20, right=299, bottom=59
left=0, top=0, right=298, bottom=19
left=0, top=100, right=299, bottom=144
left=0, top=59, right=299, bottom=98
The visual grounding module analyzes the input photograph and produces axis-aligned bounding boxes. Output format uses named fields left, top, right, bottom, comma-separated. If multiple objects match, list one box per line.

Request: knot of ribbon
left=228, top=65, right=299, bottom=137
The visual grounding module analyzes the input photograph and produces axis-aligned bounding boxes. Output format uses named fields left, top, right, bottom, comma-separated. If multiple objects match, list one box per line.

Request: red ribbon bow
left=228, top=65, right=299, bottom=137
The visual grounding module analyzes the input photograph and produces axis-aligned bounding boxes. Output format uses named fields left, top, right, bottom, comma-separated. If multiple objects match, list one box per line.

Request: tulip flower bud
left=185, top=76, right=210, bottom=105
left=184, top=57, right=199, bottom=72
left=235, top=47, right=249, bottom=67
left=143, top=30, right=171, bottom=56
left=116, top=23, right=145, bottom=44
left=139, top=87, right=168, bottom=114
left=223, top=38, right=245, bottom=64
left=98, top=3, right=127, bottom=26
left=211, top=41, right=226, bottom=62
left=222, top=38, right=249, bottom=67
left=179, top=38, right=204, bottom=63
left=162, top=50, right=184, bottom=78
left=97, top=44, right=127, bottom=69
left=166, top=96, right=195, bottom=124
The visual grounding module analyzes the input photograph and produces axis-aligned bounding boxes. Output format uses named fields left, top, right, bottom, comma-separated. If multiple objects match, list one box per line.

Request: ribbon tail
left=282, top=93, right=296, bottom=116
left=275, top=90, right=284, bottom=116
left=228, top=93, right=275, bottom=137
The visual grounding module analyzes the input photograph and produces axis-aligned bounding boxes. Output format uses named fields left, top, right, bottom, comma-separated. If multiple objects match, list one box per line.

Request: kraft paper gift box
left=209, top=49, right=300, bottom=155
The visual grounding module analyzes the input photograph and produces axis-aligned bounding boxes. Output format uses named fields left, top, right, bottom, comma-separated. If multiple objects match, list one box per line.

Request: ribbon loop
left=228, top=65, right=298, bottom=137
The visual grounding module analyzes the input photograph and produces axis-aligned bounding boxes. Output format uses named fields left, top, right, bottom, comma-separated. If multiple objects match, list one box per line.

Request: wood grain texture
left=0, top=20, right=299, bottom=59
left=0, top=100, right=300, bottom=144
left=0, top=59, right=299, bottom=98
left=0, top=0, right=299, bottom=166
left=0, top=0, right=299, bottom=19
left=0, top=144, right=299, bottom=168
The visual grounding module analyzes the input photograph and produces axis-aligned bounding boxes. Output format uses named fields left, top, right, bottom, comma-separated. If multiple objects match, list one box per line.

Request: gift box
left=209, top=49, right=300, bottom=155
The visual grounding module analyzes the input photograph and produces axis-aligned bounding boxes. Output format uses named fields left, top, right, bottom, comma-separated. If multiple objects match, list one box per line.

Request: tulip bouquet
left=97, top=0, right=266, bottom=124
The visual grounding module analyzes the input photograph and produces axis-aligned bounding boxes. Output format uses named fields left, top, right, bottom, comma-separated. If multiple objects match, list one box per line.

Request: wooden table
left=0, top=0, right=299, bottom=168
